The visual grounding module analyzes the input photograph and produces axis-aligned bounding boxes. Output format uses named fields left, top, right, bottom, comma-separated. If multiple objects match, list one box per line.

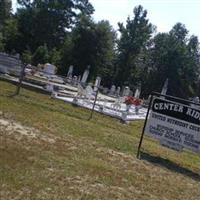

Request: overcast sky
left=12, top=0, right=200, bottom=38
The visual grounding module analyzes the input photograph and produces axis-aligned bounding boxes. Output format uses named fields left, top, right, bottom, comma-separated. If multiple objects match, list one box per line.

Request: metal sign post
left=88, top=87, right=99, bottom=120
left=137, top=94, right=153, bottom=159
left=12, top=64, right=26, bottom=96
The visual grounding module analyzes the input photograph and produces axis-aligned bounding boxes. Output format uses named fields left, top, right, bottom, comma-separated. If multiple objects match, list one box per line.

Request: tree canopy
left=0, top=2, right=200, bottom=98
left=115, top=5, right=155, bottom=88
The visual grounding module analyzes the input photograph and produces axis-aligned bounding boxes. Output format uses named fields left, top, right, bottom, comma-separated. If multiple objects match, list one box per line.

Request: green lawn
left=0, top=80, right=199, bottom=200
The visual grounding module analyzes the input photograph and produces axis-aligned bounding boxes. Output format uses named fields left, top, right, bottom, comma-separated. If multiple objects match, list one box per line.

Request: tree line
left=0, top=0, right=200, bottom=98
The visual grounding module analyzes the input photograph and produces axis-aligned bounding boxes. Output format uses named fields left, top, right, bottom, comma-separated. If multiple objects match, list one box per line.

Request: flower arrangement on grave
left=124, top=96, right=142, bottom=106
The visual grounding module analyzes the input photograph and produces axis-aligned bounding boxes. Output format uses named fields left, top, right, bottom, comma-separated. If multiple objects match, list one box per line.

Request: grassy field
left=0, top=80, right=199, bottom=200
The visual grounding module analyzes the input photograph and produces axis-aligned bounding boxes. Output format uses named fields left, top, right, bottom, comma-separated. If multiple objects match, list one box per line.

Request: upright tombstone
left=67, top=65, right=74, bottom=78
left=72, top=75, right=78, bottom=86
left=85, top=85, right=93, bottom=97
left=134, top=88, right=141, bottom=115
left=193, top=96, right=200, bottom=104
left=45, top=77, right=54, bottom=92
left=122, top=86, right=130, bottom=96
left=81, top=65, right=90, bottom=85
left=43, top=63, right=56, bottom=75
left=94, top=76, right=101, bottom=91
left=116, top=86, right=121, bottom=96
left=78, top=75, right=81, bottom=83
left=161, top=78, right=168, bottom=96
left=191, top=96, right=200, bottom=110
left=109, top=85, right=116, bottom=96
left=45, top=84, right=54, bottom=92
left=85, top=84, right=94, bottom=104
left=134, top=88, right=141, bottom=98
left=103, top=87, right=109, bottom=94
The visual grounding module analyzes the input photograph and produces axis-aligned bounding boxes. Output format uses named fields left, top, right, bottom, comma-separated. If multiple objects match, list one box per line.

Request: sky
left=12, top=0, right=200, bottom=38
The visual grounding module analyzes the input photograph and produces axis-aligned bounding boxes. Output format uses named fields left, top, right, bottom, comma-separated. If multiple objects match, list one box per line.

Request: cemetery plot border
left=137, top=92, right=200, bottom=159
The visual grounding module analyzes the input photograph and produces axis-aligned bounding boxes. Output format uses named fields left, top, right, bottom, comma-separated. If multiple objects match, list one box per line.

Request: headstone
left=161, top=78, right=168, bottom=96
left=94, top=77, right=100, bottom=87
left=134, top=88, right=141, bottom=98
left=72, top=97, right=78, bottom=105
left=191, top=96, right=200, bottom=110
left=67, top=65, right=73, bottom=78
left=94, top=76, right=101, bottom=90
left=15, top=53, right=20, bottom=59
left=43, top=63, right=56, bottom=75
left=78, top=75, right=81, bottom=83
left=109, top=85, right=116, bottom=95
left=77, top=83, right=85, bottom=97
left=112, top=97, right=124, bottom=110
left=103, top=87, right=109, bottom=94
left=122, top=111, right=127, bottom=122
left=85, top=85, right=94, bottom=102
left=81, top=65, right=90, bottom=84
left=51, top=91, right=57, bottom=98
left=72, top=76, right=78, bottom=86
left=122, top=86, right=130, bottom=96
left=193, top=96, right=200, bottom=104
left=135, top=105, right=139, bottom=115
left=116, top=86, right=121, bottom=96
left=126, top=104, right=131, bottom=112
left=85, top=85, right=93, bottom=97
left=45, top=83, right=54, bottom=92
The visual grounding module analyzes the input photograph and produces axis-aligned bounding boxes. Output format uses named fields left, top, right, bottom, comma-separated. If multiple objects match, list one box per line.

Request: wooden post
left=88, top=88, right=99, bottom=120
left=12, top=64, right=26, bottom=96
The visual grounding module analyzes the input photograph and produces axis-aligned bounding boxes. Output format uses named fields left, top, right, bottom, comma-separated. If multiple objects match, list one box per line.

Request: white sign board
left=145, top=97, right=200, bottom=152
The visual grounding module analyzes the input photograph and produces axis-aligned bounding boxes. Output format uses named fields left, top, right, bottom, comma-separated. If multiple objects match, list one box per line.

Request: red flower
left=125, top=96, right=142, bottom=106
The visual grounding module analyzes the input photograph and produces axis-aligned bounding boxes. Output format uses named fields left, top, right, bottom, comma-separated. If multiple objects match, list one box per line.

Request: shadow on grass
left=140, top=151, right=200, bottom=181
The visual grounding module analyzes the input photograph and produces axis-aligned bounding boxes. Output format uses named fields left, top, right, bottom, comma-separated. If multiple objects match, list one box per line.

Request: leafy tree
left=21, top=49, right=32, bottom=64
left=58, top=34, right=74, bottom=75
left=0, top=32, right=4, bottom=51
left=32, top=44, right=49, bottom=65
left=69, top=14, right=97, bottom=76
left=115, top=5, right=155, bottom=88
left=0, top=0, right=12, bottom=52
left=2, top=18, right=20, bottom=53
left=60, top=15, right=116, bottom=84
left=16, top=0, right=94, bottom=51
left=49, top=48, right=61, bottom=66
left=93, top=20, right=117, bottom=85
left=145, top=23, right=200, bottom=98
left=0, top=0, right=12, bottom=28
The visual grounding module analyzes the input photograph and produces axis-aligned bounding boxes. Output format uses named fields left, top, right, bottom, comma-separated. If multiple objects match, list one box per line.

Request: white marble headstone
left=81, top=66, right=90, bottom=84
left=116, top=86, right=121, bottom=96
left=109, top=85, right=116, bottom=95
left=161, top=78, right=168, bottom=95
left=123, top=86, right=130, bottom=96
left=94, top=76, right=101, bottom=92
left=134, top=88, right=140, bottom=98
left=67, top=65, right=73, bottom=78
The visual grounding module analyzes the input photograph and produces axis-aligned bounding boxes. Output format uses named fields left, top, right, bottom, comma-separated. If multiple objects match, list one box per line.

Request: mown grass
left=0, top=80, right=200, bottom=200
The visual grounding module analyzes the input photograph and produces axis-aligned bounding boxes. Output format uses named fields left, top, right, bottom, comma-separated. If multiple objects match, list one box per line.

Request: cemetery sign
left=137, top=93, right=200, bottom=158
